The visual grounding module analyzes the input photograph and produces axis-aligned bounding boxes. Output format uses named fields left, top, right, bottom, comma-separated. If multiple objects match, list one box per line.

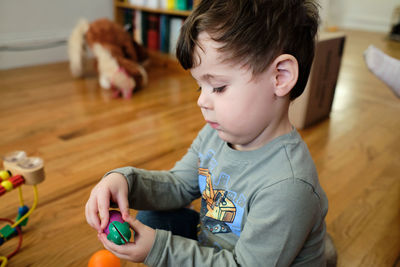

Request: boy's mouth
left=206, top=121, right=220, bottom=129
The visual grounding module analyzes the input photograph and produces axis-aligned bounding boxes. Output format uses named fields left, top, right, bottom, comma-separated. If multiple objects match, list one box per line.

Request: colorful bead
left=0, top=186, right=5, bottom=196
left=1, top=181, right=13, bottom=192
left=10, top=175, right=24, bottom=188
left=0, top=170, right=10, bottom=181
left=0, top=225, right=16, bottom=240
left=16, top=205, right=30, bottom=226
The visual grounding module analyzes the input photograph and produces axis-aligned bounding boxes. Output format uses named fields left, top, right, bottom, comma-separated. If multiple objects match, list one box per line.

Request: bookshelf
left=113, top=0, right=199, bottom=63
left=114, top=1, right=192, bottom=20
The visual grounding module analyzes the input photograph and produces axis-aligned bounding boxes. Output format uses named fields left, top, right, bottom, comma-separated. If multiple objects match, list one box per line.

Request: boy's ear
left=271, top=54, right=299, bottom=97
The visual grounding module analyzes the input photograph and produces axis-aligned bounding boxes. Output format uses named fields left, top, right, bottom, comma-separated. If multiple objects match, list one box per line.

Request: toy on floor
left=104, top=210, right=132, bottom=245
left=88, top=249, right=120, bottom=267
left=0, top=151, right=45, bottom=267
left=68, top=18, right=149, bottom=99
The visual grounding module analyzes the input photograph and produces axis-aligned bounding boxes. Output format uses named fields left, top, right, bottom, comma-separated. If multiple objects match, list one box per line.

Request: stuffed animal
left=68, top=18, right=148, bottom=98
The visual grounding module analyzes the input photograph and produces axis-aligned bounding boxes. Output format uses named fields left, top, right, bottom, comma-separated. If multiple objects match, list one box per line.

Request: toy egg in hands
left=104, top=210, right=132, bottom=245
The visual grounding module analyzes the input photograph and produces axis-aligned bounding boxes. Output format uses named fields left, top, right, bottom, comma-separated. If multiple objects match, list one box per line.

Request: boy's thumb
left=123, top=215, right=136, bottom=232
left=124, top=215, right=144, bottom=231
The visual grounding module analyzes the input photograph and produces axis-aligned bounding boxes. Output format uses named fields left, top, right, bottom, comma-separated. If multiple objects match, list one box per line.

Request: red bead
left=0, top=186, right=6, bottom=196
left=10, top=175, right=25, bottom=188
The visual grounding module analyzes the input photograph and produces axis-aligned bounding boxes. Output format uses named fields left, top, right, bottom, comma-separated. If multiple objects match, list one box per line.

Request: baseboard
left=338, top=15, right=391, bottom=33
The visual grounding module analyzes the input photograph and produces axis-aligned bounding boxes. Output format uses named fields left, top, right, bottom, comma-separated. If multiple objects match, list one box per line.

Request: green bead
left=0, top=225, right=16, bottom=240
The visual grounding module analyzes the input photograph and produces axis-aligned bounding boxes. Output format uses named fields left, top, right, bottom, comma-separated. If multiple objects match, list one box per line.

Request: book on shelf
left=160, top=15, right=171, bottom=53
left=160, top=0, right=168, bottom=9
left=124, top=9, right=134, bottom=35
left=167, top=0, right=175, bottom=9
left=147, top=14, right=160, bottom=51
left=169, top=17, right=184, bottom=56
left=140, top=11, right=149, bottom=47
left=133, top=10, right=142, bottom=44
left=187, top=0, right=194, bottom=10
left=175, top=0, right=187, bottom=10
left=120, top=7, right=189, bottom=55
left=128, top=0, right=144, bottom=5
left=127, top=0, right=193, bottom=10
left=147, top=0, right=160, bottom=8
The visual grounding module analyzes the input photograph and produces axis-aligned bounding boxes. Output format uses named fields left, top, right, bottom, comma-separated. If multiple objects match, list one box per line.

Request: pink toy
left=104, top=210, right=124, bottom=235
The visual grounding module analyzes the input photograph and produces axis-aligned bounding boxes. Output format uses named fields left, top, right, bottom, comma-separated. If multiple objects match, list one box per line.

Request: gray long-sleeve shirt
left=110, top=125, right=328, bottom=266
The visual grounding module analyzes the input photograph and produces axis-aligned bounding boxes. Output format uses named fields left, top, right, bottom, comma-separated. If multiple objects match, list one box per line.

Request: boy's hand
left=98, top=216, right=156, bottom=263
left=85, top=172, right=130, bottom=233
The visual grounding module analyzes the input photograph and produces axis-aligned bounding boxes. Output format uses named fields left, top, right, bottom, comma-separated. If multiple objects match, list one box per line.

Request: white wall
left=0, top=0, right=398, bottom=70
left=320, top=0, right=399, bottom=33
left=0, top=0, right=113, bottom=69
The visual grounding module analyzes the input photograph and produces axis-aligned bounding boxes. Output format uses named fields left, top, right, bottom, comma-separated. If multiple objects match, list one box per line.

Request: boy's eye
left=212, top=86, right=226, bottom=93
left=196, top=86, right=226, bottom=93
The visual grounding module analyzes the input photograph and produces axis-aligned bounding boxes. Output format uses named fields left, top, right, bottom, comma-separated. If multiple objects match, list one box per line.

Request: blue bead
left=18, top=205, right=29, bottom=215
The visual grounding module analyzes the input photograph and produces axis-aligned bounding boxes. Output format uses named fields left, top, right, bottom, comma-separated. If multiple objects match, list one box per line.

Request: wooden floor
left=0, top=29, right=399, bottom=267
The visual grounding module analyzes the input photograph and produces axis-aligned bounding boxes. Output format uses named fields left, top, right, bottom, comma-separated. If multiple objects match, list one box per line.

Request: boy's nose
left=197, top=89, right=212, bottom=110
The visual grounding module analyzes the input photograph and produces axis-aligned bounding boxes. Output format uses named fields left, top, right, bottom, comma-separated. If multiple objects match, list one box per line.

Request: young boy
left=85, top=0, right=328, bottom=266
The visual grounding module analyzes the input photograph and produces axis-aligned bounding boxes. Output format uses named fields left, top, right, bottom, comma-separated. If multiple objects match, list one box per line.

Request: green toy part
left=107, top=221, right=131, bottom=245
left=0, top=225, right=15, bottom=240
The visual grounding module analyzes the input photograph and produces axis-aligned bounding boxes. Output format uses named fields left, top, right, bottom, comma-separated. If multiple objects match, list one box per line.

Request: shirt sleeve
left=145, top=178, right=325, bottom=267
left=105, top=125, right=208, bottom=210
left=234, top=178, right=325, bottom=266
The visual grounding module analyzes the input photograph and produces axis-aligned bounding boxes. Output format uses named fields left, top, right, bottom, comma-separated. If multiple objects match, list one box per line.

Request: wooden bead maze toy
left=0, top=151, right=45, bottom=267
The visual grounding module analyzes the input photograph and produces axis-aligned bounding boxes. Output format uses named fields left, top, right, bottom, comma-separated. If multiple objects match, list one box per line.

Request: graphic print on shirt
left=198, top=149, right=246, bottom=237
left=199, top=168, right=236, bottom=234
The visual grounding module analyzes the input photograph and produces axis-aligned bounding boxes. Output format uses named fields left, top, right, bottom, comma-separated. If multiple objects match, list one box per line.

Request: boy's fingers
left=99, top=234, right=121, bottom=255
left=99, top=234, right=135, bottom=259
left=124, top=215, right=139, bottom=230
left=99, top=211, right=109, bottom=230
left=98, top=192, right=111, bottom=230
left=98, top=233, right=132, bottom=256
left=117, top=194, right=130, bottom=220
left=85, top=199, right=100, bottom=230
left=124, top=216, right=153, bottom=236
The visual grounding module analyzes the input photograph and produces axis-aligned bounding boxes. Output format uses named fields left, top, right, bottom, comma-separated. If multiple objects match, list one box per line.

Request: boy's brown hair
left=176, top=0, right=320, bottom=100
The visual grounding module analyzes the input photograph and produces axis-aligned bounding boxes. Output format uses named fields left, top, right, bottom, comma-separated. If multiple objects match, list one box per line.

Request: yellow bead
left=0, top=171, right=10, bottom=181
left=1, top=181, right=13, bottom=192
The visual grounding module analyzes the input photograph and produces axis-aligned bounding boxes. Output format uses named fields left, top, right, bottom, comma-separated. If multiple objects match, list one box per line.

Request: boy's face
left=190, top=32, right=286, bottom=151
